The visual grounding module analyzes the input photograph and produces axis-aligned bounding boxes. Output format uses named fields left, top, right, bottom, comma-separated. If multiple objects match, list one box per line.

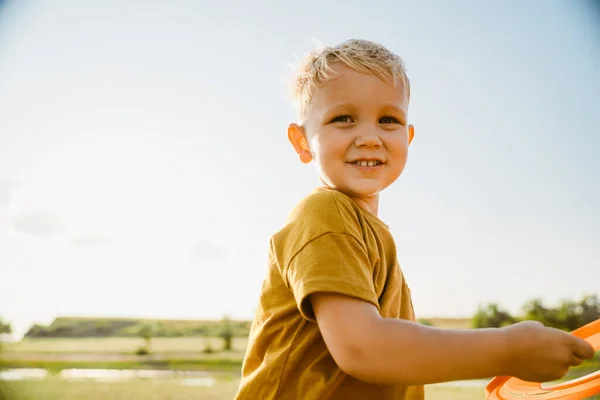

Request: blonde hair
left=292, top=39, right=410, bottom=123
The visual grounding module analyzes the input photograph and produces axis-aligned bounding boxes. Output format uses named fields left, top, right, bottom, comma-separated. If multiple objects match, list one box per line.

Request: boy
left=234, top=39, right=594, bottom=399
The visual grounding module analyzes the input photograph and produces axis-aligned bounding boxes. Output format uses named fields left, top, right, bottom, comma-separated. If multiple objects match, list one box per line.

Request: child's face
left=289, top=64, right=414, bottom=204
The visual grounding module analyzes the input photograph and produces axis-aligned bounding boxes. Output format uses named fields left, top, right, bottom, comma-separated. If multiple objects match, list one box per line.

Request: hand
left=502, top=320, right=596, bottom=382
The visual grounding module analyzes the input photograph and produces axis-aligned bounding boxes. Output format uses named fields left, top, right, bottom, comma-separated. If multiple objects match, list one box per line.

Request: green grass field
left=0, top=377, right=489, bottom=400
left=0, top=326, right=491, bottom=400
left=0, top=336, right=248, bottom=372
left=3, top=337, right=248, bottom=354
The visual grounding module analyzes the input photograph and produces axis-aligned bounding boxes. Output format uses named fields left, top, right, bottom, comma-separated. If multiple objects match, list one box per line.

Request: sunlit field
left=4, top=337, right=248, bottom=354
left=0, top=377, right=491, bottom=400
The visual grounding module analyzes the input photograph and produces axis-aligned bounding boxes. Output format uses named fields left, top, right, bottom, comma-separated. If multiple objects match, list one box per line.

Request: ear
left=408, top=124, right=415, bottom=145
left=288, top=123, right=312, bottom=163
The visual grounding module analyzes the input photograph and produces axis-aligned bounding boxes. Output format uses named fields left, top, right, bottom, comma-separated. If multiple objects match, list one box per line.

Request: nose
left=354, top=132, right=382, bottom=148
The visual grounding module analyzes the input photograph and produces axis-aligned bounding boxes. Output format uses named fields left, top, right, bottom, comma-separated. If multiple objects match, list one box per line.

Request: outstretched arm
left=310, top=292, right=594, bottom=385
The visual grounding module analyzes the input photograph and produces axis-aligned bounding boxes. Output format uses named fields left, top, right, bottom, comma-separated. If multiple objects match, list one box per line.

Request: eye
left=379, top=116, right=401, bottom=124
left=330, top=115, right=352, bottom=123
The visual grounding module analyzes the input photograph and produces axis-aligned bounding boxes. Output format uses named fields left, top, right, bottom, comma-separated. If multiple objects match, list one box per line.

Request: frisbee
left=485, top=318, right=600, bottom=400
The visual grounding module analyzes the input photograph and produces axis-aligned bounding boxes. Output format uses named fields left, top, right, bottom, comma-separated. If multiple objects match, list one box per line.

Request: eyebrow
left=318, top=103, right=355, bottom=122
left=380, top=103, right=408, bottom=118
left=324, top=102, right=407, bottom=117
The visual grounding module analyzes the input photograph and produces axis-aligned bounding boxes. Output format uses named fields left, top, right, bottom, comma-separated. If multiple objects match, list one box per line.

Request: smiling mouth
left=349, top=160, right=384, bottom=167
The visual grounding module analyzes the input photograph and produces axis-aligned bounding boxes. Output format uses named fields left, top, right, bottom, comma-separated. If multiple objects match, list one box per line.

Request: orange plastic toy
left=486, top=318, right=600, bottom=400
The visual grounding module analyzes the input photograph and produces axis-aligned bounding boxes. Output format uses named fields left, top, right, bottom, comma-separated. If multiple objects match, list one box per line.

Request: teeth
left=354, top=160, right=381, bottom=167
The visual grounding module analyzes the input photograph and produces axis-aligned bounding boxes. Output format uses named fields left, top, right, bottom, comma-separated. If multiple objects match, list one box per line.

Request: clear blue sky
left=1, top=1, right=599, bottom=338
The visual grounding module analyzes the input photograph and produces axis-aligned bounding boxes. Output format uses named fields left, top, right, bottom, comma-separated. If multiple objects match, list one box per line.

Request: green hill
left=24, top=317, right=252, bottom=339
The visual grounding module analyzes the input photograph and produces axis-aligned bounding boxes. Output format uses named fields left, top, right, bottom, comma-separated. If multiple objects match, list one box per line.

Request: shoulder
left=286, top=187, right=361, bottom=234
left=270, top=188, right=364, bottom=261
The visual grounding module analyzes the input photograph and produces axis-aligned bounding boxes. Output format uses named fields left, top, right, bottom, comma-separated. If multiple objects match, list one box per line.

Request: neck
left=351, top=195, right=379, bottom=216
left=317, top=184, right=380, bottom=216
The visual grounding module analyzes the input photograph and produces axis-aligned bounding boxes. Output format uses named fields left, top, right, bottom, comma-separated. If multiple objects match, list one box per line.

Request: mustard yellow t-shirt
left=235, top=187, right=424, bottom=400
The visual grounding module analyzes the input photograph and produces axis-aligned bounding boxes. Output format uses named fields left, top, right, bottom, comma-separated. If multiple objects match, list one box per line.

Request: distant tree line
left=23, top=316, right=250, bottom=340
left=472, top=293, right=600, bottom=331
left=0, top=318, right=12, bottom=351
left=0, top=319, right=11, bottom=336
left=135, top=316, right=236, bottom=355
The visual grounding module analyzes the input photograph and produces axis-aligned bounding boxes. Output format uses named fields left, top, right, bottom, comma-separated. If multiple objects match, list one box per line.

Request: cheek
left=312, top=134, right=347, bottom=160
left=389, top=135, right=409, bottom=154
left=387, top=138, right=409, bottom=168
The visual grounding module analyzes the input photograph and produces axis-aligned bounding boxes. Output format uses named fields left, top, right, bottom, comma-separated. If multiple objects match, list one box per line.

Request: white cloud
left=70, top=232, right=116, bottom=247
left=12, top=210, right=65, bottom=239
left=188, top=239, right=227, bottom=265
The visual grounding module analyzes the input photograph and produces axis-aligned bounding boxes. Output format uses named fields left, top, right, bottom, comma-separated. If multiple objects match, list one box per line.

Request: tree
left=472, top=303, right=516, bottom=328
left=219, top=315, right=234, bottom=351
left=578, top=293, right=600, bottom=325
left=0, top=319, right=11, bottom=336
left=554, top=298, right=582, bottom=331
left=137, top=323, right=155, bottom=354
left=473, top=294, right=600, bottom=332
left=522, top=298, right=558, bottom=327
left=0, top=318, right=12, bottom=352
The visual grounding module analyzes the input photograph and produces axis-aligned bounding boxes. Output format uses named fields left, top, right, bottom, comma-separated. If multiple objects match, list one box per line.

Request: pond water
left=0, top=368, right=47, bottom=381
left=0, top=368, right=217, bottom=386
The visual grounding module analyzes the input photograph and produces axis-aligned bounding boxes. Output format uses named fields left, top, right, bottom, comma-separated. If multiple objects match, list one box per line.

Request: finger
left=572, top=338, right=595, bottom=360
left=570, top=355, right=584, bottom=367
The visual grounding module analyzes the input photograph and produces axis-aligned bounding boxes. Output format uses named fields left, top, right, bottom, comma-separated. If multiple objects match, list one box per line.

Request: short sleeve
left=285, top=232, right=380, bottom=322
